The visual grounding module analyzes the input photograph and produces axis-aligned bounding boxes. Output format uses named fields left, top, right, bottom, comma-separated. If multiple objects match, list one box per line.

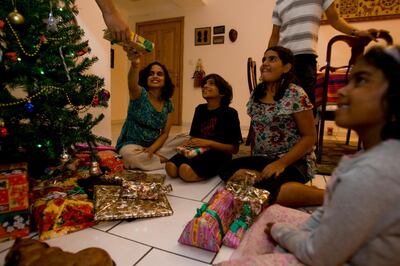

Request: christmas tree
left=0, top=0, right=110, bottom=176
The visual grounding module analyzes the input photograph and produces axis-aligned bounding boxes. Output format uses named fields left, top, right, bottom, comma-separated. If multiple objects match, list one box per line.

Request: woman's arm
left=261, top=109, right=316, bottom=178
left=144, top=112, right=173, bottom=157
left=125, top=48, right=141, bottom=100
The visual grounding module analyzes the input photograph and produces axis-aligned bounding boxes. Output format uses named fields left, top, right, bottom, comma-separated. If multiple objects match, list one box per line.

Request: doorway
left=136, top=17, right=184, bottom=125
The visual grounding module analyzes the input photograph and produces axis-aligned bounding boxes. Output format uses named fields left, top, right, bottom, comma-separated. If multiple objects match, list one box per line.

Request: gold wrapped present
left=94, top=185, right=173, bottom=221
left=226, top=181, right=270, bottom=216
left=120, top=181, right=172, bottom=200
left=100, top=170, right=165, bottom=185
left=103, top=29, right=154, bottom=53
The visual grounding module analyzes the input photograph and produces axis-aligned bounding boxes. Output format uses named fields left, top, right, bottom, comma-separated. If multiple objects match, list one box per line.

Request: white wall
left=112, top=0, right=400, bottom=131
left=75, top=0, right=112, bottom=139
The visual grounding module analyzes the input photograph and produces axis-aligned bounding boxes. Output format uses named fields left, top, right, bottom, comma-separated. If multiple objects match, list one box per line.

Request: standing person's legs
left=294, top=54, right=317, bottom=107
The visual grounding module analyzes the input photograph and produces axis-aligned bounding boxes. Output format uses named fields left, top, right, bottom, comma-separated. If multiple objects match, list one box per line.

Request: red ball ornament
left=0, top=19, right=5, bottom=30
left=5, top=52, right=17, bottom=62
left=92, top=96, right=99, bottom=106
left=0, top=127, right=8, bottom=137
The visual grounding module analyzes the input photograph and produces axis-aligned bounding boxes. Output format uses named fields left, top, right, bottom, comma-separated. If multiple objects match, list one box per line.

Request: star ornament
left=43, top=12, right=62, bottom=32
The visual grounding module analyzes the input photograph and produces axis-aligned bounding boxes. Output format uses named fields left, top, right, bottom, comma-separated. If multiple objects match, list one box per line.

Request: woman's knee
left=179, top=164, right=203, bottom=182
left=165, top=162, right=178, bottom=178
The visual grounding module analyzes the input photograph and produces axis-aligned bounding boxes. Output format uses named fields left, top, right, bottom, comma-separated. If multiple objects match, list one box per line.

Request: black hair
left=253, top=46, right=297, bottom=102
left=200, top=73, right=233, bottom=106
left=138, top=62, right=174, bottom=100
left=362, top=45, right=400, bottom=140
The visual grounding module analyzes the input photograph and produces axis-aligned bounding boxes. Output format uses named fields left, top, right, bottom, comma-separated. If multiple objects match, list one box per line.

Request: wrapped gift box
left=32, top=196, right=95, bottom=240
left=103, top=29, right=154, bottom=53
left=178, top=188, right=235, bottom=252
left=0, top=163, right=29, bottom=214
left=75, top=150, right=124, bottom=175
left=0, top=210, right=30, bottom=242
left=94, top=185, right=173, bottom=221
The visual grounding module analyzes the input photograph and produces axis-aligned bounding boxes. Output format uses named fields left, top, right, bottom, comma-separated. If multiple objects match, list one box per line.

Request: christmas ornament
left=8, top=0, right=25, bottom=25
left=0, top=127, right=8, bottom=137
left=0, top=48, right=3, bottom=63
left=59, top=150, right=71, bottom=164
left=100, top=89, right=110, bottom=102
left=45, top=11, right=62, bottom=32
left=92, top=96, right=99, bottom=107
left=89, top=161, right=102, bottom=176
left=24, top=101, right=34, bottom=112
left=5, top=51, right=17, bottom=62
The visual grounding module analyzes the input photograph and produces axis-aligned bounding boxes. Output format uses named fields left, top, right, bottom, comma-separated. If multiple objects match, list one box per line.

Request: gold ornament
left=8, top=9, right=24, bottom=25
left=89, top=161, right=102, bottom=176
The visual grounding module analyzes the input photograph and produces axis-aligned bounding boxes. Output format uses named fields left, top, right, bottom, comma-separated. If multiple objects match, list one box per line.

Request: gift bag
left=178, top=188, right=235, bottom=252
left=176, top=146, right=210, bottom=159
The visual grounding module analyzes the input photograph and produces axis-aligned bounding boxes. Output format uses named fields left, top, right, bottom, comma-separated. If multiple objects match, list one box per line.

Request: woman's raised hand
left=124, top=46, right=141, bottom=67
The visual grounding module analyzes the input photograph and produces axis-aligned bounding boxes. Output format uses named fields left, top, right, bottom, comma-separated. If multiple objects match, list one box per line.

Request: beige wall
left=75, top=0, right=112, bottom=139
left=112, top=0, right=400, bottom=131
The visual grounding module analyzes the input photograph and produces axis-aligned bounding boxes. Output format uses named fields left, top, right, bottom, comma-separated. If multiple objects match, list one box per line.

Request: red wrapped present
left=0, top=210, right=30, bottom=242
left=32, top=194, right=95, bottom=240
left=75, top=150, right=124, bottom=175
left=0, top=163, right=29, bottom=214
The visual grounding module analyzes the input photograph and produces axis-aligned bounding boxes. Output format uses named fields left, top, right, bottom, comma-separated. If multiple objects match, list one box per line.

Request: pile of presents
left=1, top=146, right=271, bottom=254
left=0, top=147, right=173, bottom=243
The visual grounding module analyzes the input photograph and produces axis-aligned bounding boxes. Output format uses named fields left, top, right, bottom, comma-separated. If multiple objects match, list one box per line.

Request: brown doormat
left=316, top=140, right=359, bottom=175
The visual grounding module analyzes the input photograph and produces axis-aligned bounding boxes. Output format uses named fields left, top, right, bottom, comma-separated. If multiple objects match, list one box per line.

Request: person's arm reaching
left=268, top=24, right=281, bottom=48
left=95, top=0, right=131, bottom=41
left=125, top=47, right=141, bottom=100
left=325, top=2, right=379, bottom=40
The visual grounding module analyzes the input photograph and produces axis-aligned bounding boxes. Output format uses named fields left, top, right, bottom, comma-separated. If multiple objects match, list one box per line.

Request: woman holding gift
left=116, top=48, right=187, bottom=170
left=216, top=45, right=400, bottom=266
left=220, top=46, right=318, bottom=203
left=165, top=74, right=243, bottom=182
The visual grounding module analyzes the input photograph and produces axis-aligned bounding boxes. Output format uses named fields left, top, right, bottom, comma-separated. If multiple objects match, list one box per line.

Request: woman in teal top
left=117, top=48, right=181, bottom=170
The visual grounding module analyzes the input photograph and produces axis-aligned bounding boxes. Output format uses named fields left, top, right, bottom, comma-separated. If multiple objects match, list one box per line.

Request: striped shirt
left=272, top=0, right=334, bottom=55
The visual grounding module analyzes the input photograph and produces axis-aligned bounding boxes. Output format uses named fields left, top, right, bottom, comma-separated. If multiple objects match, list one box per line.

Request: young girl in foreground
left=216, top=45, right=400, bottom=266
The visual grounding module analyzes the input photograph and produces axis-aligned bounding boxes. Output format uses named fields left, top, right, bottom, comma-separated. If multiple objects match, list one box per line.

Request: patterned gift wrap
left=75, top=150, right=124, bottom=175
left=0, top=163, right=29, bottom=214
left=32, top=195, right=95, bottom=240
left=120, top=181, right=172, bottom=200
left=222, top=182, right=270, bottom=249
left=176, top=146, right=210, bottom=159
left=94, top=185, right=173, bottom=221
left=0, top=210, right=30, bottom=242
left=178, top=188, right=235, bottom=252
left=100, top=170, right=166, bottom=185
left=103, top=29, right=154, bottom=53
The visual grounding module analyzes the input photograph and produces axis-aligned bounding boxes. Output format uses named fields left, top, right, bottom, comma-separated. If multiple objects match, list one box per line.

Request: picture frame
left=213, top=25, right=225, bottom=35
left=195, top=27, right=211, bottom=46
left=213, top=35, right=224, bottom=45
left=321, top=0, right=400, bottom=24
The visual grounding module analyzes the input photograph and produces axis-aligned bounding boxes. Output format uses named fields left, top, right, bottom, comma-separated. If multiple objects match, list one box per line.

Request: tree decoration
left=59, top=149, right=70, bottom=164
left=89, top=160, right=102, bottom=176
left=0, top=0, right=111, bottom=177
left=7, top=0, right=24, bottom=25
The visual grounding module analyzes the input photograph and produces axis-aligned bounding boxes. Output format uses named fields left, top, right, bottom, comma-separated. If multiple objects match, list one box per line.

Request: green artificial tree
left=0, top=0, right=110, bottom=176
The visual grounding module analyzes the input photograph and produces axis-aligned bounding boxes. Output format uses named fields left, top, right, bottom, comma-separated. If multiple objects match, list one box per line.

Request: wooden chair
left=316, top=32, right=393, bottom=163
left=245, top=58, right=257, bottom=146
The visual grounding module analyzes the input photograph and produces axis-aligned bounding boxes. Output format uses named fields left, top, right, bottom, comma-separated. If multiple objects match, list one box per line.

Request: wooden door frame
left=136, top=17, right=184, bottom=125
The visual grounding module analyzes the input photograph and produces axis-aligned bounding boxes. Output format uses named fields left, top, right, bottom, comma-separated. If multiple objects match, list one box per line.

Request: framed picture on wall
left=195, top=27, right=211, bottom=46
left=213, top=25, right=225, bottom=35
left=213, top=35, right=224, bottom=44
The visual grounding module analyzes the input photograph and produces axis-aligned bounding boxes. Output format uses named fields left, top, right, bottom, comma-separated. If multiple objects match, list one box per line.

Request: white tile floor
left=0, top=124, right=335, bottom=266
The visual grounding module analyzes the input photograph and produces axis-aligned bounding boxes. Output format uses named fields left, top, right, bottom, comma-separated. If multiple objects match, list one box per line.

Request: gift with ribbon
left=178, top=188, right=235, bottom=252
left=221, top=181, right=270, bottom=248
left=176, top=145, right=210, bottom=159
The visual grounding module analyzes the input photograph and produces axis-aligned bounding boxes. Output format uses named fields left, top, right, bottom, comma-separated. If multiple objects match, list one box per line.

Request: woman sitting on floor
left=116, top=48, right=187, bottom=171
left=216, top=45, right=400, bottom=266
left=220, top=46, right=319, bottom=204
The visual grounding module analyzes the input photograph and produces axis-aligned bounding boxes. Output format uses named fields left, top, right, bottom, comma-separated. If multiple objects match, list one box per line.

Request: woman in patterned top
left=220, top=46, right=317, bottom=203
left=116, top=48, right=186, bottom=170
